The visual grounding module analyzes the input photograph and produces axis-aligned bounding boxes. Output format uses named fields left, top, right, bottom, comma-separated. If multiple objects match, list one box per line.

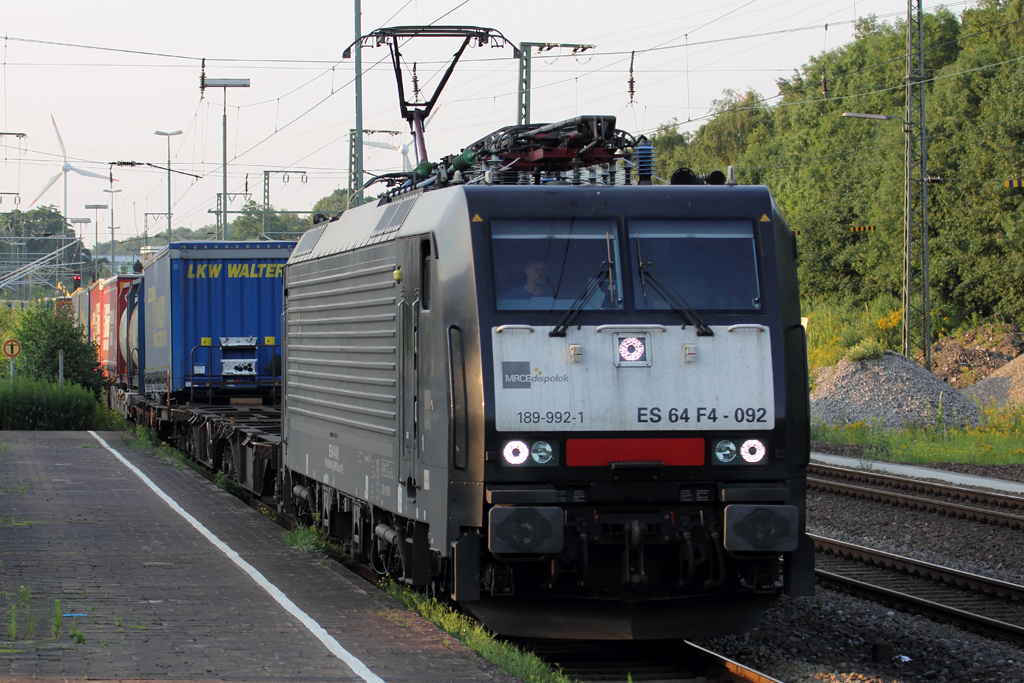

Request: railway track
left=511, top=639, right=783, bottom=683
left=807, top=463, right=1024, bottom=528
left=812, top=534, right=1024, bottom=643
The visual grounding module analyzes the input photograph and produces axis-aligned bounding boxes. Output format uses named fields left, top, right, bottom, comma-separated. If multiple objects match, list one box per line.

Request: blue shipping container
left=143, top=241, right=296, bottom=394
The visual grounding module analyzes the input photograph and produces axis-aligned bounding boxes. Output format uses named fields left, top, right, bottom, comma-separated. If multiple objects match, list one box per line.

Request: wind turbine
left=365, top=105, right=443, bottom=173
left=30, top=115, right=114, bottom=222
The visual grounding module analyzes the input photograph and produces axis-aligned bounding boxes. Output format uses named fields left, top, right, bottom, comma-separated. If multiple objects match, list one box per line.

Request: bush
left=845, top=338, right=885, bottom=362
left=805, top=295, right=902, bottom=370
left=0, top=378, right=101, bottom=430
left=13, top=301, right=103, bottom=399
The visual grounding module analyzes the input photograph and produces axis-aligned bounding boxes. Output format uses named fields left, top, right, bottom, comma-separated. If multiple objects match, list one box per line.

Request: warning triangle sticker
left=759, top=214, right=771, bottom=222
left=472, top=213, right=484, bottom=222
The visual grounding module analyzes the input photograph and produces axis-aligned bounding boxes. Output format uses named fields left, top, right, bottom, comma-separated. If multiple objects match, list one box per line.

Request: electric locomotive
left=279, top=115, right=813, bottom=640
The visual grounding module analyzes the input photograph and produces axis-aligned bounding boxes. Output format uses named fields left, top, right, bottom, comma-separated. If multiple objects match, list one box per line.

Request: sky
left=0, top=0, right=974, bottom=250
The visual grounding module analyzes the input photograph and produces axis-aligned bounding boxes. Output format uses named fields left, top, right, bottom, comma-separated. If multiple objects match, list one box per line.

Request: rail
left=812, top=534, right=1024, bottom=643
left=807, top=475, right=1024, bottom=528
left=507, top=638, right=784, bottom=683
left=808, top=462, right=1024, bottom=511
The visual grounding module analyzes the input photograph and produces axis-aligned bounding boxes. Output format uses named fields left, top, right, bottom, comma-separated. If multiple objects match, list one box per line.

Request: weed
left=7, top=604, right=16, bottom=639
left=131, top=622, right=146, bottom=630
left=379, top=610, right=413, bottom=627
left=17, top=483, right=24, bottom=493
left=380, top=579, right=571, bottom=683
left=69, top=623, right=85, bottom=644
left=113, top=616, right=121, bottom=627
left=281, top=526, right=328, bottom=555
left=101, top=638, right=108, bottom=647
left=846, top=338, right=885, bottom=362
left=51, top=600, right=62, bottom=638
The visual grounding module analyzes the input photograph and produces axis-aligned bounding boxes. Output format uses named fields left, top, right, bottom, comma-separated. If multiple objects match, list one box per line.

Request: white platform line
left=88, top=431, right=385, bottom=683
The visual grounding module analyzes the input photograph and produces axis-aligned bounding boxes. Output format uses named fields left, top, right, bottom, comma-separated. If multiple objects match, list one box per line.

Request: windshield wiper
left=549, top=261, right=612, bottom=337
left=637, top=260, right=714, bottom=336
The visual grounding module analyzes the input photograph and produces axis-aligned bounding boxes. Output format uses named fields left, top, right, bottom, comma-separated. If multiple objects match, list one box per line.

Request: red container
left=94, top=276, right=137, bottom=382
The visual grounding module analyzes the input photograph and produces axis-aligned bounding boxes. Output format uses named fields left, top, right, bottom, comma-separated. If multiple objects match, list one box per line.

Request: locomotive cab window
left=492, top=219, right=623, bottom=312
left=629, top=220, right=762, bottom=311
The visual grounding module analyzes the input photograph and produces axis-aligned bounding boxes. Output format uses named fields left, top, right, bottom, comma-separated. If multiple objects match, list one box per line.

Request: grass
left=121, top=427, right=193, bottom=473
left=812, top=401, right=1024, bottom=465
left=19, top=587, right=35, bottom=639
left=5, top=586, right=36, bottom=640
left=381, top=580, right=571, bottom=683
left=51, top=600, right=62, bottom=638
left=7, top=604, right=15, bottom=639
left=280, top=526, right=328, bottom=555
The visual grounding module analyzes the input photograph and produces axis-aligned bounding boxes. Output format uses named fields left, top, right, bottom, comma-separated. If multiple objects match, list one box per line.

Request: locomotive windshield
left=493, top=219, right=623, bottom=311
left=630, top=220, right=762, bottom=311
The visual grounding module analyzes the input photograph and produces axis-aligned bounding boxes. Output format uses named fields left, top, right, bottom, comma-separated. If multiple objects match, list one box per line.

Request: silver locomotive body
left=281, top=182, right=813, bottom=639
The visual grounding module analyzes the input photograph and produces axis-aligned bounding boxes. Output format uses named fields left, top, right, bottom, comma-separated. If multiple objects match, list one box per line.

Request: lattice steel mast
left=903, top=0, right=931, bottom=369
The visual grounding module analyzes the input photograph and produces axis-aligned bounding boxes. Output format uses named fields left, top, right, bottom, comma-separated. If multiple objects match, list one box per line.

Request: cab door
left=398, top=235, right=434, bottom=499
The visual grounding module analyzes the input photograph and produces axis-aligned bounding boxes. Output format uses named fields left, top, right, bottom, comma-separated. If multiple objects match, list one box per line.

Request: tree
left=229, top=201, right=311, bottom=240
left=312, top=188, right=348, bottom=217
left=14, top=301, right=103, bottom=398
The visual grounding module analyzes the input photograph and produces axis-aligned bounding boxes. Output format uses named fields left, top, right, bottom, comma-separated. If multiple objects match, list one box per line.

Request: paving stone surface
left=0, top=430, right=513, bottom=683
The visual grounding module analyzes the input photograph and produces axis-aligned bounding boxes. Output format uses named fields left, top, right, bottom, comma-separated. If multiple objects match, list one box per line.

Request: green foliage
left=0, top=378, right=103, bottom=430
left=651, top=3, right=1024, bottom=330
left=813, top=401, right=1024, bottom=464
left=805, top=295, right=902, bottom=370
left=13, top=301, right=103, bottom=397
left=382, top=580, right=571, bottom=683
left=229, top=200, right=314, bottom=240
left=51, top=600, right=62, bottom=638
left=0, top=303, right=20, bottom=345
left=312, top=188, right=348, bottom=217
left=280, top=526, right=328, bottom=554
left=845, top=338, right=886, bottom=361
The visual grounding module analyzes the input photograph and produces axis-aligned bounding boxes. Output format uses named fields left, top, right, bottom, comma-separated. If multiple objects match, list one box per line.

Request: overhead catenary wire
left=2, top=1, right=993, bottom=235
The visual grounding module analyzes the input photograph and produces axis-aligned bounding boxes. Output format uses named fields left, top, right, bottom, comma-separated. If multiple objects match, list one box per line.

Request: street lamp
left=102, top=189, right=121, bottom=276
left=201, top=77, right=250, bottom=238
left=842, top=110, right=930, bottom=370
left=155, top=130, right=182, bottom=246
left=85, top=203, right=108, bottom=283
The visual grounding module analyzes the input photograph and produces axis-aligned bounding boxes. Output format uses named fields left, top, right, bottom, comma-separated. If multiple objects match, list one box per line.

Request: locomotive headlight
left=503, top=440, right=530, bottom=465
left=714, top=440, right=738, bottom=463
left=618, top=337, right=646, bottom=362
left=741, top=439, right=767, bottom=463
left=530, top=441, right=554, bottom=464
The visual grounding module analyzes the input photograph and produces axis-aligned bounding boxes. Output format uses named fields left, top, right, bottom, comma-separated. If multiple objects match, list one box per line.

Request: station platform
left=0, top=431, right=515, bottom=683
left=811, top=451, right=1024, bottom=495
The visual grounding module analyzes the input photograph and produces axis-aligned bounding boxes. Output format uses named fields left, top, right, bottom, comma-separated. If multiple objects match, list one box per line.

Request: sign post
left=3, top=339, right=21, bottom=387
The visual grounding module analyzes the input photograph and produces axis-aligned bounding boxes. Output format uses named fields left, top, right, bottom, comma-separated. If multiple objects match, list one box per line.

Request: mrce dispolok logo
left=502, top=361, right=569, bottom=389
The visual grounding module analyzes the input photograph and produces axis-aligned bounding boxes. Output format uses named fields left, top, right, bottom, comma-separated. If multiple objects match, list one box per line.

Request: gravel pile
left=699, top=486, right=1024, bottom=682
left=964, top=353, right=1024, bottom=409
left=811, top=351, right=980, bottom=429
left=930, top=322, right=1023, bottom=389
